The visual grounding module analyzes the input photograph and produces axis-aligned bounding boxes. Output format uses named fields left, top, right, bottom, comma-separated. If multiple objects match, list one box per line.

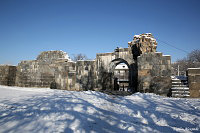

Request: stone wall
left=0, top=65, right=16, bottom=86
left=0, top=33, right=173, bottom=96
left=137, top=52, right=171, bottom=96
left=16, top=60, right=55, bottom=88
left=15, top=51, right=70, bottom=89
left=76, top=60, right=97, bottom=90
left=96, top=53, right=115, bottom=90
left=188, top=68, right=200, bottom=98
left=14, top=51, right=96, bottom=91
left=95, top=47, right=136, bottom=91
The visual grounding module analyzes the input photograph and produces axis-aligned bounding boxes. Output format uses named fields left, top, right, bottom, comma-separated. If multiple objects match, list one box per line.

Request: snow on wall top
left=128, top=33, right=158, bottom=53
left=133, top=33, right=157, bottom=44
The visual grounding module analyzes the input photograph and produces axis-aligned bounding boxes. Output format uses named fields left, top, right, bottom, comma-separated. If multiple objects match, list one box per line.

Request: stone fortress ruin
left=0, top=33, right=199, bottom=97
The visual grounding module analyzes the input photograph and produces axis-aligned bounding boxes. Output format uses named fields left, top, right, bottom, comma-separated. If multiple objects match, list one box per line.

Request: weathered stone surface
left=190, top=90, right=200, bottom=98
left=0, top=65, right=16, bottom=86
left=15, top=60, right=54, bottom=88
left=128, top=33, right=158, bottom=59
left=150, top=76, right=171, bottom=96
left=137, top=53, right=171, bottom=96
left=76, top=60, right=97, bottom=91
left=96, top=46, right=136, bottom=91
left=15, top=51, right=71, bottom=89
left=188, top=68, right=200, bottom=75
left=37, top=50, right=70, bottom=61
left=189, top=82, right=200, bottom=90
left=13, top=51, right=98, bottom=91
left=188, top=68, right=200, bottom=98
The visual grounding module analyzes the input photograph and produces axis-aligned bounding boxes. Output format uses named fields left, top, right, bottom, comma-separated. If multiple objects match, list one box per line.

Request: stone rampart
left=0, top=33, right=173, bottom=96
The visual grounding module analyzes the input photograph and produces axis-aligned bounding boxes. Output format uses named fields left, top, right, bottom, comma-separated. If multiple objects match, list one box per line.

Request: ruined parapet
left=188, top=68, right=200, bottom=98
left=137, top=52, right=171, bottom=96
left=37, top=50, right=71, bottom=62
left=15, top=51, right=72, bottom=89
left=128, top=33, right=157, bottom=59
left=0, top=65, right=17, bottom=86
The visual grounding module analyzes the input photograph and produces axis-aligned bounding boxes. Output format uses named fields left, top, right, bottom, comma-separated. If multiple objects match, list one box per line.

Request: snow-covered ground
left=0, top=85, right=200, bottom=133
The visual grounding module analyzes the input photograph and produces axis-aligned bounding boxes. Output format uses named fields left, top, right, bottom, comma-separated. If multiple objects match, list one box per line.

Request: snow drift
left=0, top=85, right=200, bottom=133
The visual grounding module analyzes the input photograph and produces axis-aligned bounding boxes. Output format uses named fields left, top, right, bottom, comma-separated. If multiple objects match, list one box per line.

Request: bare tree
left=187, top=49, right=200, bottom=62
left=71, top=53, right=88, bottom=61
left=172, top=49, right=200, bottom=76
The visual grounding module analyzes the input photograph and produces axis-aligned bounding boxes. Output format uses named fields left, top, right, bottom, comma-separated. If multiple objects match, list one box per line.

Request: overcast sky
left=0, top=0, right=200, bottom=65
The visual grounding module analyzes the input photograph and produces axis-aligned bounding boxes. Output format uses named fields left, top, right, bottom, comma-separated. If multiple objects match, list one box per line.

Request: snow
left=134, top=35, right=140, bottom=38
left=146, top=33, right=152, bottom=35
left=188, top=68, right=200, bottom=69
left=0, top=85, right=200, bottom=133
left=171, top=88, right=189, bottom=90
left=77, top=60, right=95, bottom=62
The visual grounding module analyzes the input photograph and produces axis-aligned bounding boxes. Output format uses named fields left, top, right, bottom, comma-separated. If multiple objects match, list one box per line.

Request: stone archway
left=109, top=58, right=135, bottom=92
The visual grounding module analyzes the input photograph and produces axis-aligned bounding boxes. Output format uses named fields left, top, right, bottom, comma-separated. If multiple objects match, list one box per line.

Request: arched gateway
left=96, top=47, right=138, bottom=92
left=93, top=33, right=171, bottom=95
left=110, top=58, right=131, bottom=91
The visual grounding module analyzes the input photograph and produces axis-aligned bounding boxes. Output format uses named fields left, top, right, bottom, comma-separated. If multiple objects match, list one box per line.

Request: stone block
left=190, top=90, right=200, bottom=98
left=188, top=68, right=200, bottom=75
left=188, top=76, right=195, bottom=83
left=138, top=69, right=150, bottom=76
left=195, top=75, right=200, bottom=82
left=189, top=82, right=200, bottom=90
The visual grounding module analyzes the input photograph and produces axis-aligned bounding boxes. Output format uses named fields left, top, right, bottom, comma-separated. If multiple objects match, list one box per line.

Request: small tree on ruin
left=71, top=53, right=88, bottom=61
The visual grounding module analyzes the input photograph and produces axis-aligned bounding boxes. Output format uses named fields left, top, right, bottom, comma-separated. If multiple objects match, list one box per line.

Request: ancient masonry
left=1, top=33, right=173, bottom=96
left=188, top=68, right=200, bottom=98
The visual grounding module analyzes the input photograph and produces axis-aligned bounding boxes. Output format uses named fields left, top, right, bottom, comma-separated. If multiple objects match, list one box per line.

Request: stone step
left=172, top=85, right=188, bottom=87
left=171, top=85, right=190, bottom=97
left=171, top=78, right=181, bottom=81
left=172, top=94, right=190, bottom=97
left=171, top=87, right=189, bottom=90
left=172, top=83, right=187, bottom=86
left=172, top=81, right=183, bottom=83
left=172, top=91, right=190, bottom=94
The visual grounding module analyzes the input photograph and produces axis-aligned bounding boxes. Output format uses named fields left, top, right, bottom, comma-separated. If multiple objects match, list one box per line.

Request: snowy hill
left=0, top=85, right=200, bottom=133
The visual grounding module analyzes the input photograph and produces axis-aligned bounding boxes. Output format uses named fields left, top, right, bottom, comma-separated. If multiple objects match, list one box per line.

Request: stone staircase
left=171, top=77, right=190, bottom=98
